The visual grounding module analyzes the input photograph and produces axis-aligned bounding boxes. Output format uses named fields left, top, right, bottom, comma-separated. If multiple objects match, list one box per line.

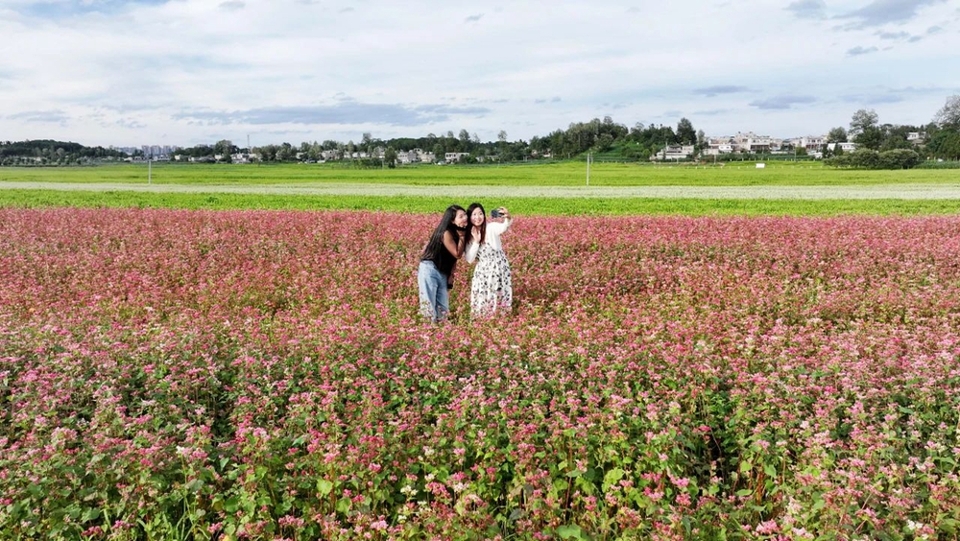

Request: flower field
left=2, top=207, right=960, bottom=540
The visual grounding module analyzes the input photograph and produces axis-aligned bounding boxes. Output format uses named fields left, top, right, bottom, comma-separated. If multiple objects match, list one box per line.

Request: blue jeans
left=418, top=260, right=450, bottom=323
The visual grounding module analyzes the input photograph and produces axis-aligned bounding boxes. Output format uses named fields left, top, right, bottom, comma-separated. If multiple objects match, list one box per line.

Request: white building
left=651, top=145, right=695, bottom=161
left=826, top=142, right=857, bottom=152
left=444, top=152, right=469, bottom=163
left=792, top=135, right=826, bottom=151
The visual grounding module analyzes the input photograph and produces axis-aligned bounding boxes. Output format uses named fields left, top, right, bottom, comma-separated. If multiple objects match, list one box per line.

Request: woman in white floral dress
left=464, top=202, right=513, bottom=318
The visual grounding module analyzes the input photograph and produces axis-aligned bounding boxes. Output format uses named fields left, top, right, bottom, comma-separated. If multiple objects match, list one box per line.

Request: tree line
left=0, top=140, right=126, bottom=166
left=3, top=96, right=959, bottom=168
left=820, top=97, right=960, bottom=168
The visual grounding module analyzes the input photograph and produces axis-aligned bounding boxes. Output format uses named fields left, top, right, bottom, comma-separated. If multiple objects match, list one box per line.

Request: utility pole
left=586, top=153, right=592, bottom=186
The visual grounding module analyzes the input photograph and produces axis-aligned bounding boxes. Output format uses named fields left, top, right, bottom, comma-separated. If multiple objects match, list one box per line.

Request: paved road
left=3, top=181, right=960, bottom=199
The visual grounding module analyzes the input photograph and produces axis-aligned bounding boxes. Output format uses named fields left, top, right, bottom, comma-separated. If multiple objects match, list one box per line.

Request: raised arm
left=488, top=209, right=513, bottom=235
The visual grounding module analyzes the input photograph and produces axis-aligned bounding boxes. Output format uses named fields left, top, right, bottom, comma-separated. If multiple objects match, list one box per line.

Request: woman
left=418, top=205, right=468, bottom=323
left=464, top=202, right=513, bottom=318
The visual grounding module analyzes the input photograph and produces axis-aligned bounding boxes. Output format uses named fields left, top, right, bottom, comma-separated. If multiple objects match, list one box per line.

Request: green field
left=4, top=160, right=960, bottom=186
left=2, top=161, right=959, bottom=215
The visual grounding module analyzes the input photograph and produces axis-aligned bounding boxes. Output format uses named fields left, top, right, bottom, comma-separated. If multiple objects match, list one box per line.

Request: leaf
left=556, top=524, right=585, bottom=540
left=317, top=479, right=333, bottom=496
left=763, top=463, right=777, bottom=478
left=739, top=460, right=753, bottom=473
left=224, top=496, right=240, bottom=513
left=81, top=507, right=101, bottom=523
left=940, top=518, right=959, bottom=534
left=735, top=489, right=753, bottom=497
left=603, top=467, right=625, bottom=488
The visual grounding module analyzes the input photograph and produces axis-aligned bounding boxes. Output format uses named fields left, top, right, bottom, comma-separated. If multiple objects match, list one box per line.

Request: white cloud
left=1, top=0, right=958, bottom=147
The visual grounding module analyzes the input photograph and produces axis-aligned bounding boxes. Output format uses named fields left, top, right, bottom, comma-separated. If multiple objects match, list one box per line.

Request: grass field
left=3, top=160, right=960, bottom=186
left=2, top=161, right=959, bottom=215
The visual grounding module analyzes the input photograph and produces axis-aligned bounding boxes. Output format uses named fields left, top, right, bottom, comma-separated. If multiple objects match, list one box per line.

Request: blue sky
left=1, top=0, right=958, bottom=147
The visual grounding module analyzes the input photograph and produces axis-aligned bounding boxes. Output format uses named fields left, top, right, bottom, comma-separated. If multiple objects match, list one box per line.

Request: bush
left=824, top=148, right=921, bottom=169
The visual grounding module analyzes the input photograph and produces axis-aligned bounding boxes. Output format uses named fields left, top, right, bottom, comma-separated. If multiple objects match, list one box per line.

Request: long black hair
left=466, top=202, right=486, bottom=247
left=421, top=204, right=466, bottom=262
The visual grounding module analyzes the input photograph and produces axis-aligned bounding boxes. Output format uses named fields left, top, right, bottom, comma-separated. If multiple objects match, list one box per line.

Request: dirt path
left=3, top=181, right=960, bottom=199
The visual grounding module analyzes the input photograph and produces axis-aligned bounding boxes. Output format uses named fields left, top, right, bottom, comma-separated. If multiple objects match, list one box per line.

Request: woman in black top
left=418, top=205, right=468, bottom=322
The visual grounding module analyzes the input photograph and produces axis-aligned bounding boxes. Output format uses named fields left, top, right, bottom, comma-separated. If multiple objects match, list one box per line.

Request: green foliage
left=925, top=130, right=960, bottom=160
left=824, top=149, right=921, bottom=170
left=3, top=188, right=960, bottom=216
left=6, top=159, right=960, bottom=186
left=2, top=160, right=960, bottom=216
left=0, top=139, right=127, bottom=165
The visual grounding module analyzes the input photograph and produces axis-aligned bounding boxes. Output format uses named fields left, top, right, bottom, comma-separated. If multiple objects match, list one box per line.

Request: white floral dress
left=465, top=219, right=512, bottom=317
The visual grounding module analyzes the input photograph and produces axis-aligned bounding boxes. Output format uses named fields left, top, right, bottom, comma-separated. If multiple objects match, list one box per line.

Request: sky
left=1, top=0, right=959, bottom=148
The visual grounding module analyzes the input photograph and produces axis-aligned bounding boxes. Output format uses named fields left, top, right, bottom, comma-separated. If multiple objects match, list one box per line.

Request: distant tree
left=879, top=133, right=912, bottom=152
left=214, top=139, right=233, bottom=157
left=926, top=130, right=960, bottom=160
left=676, top=117, right=696, bottom=145
left=856, top=127, right=884, bottom=150
left=934, top=95, right=960, bottom=131
left=596, top=133, right=615, bottom=152
left=849, top=109, right=879, bottom=138
left=276, top=142, right=294, bottom=161
left=826, top=127, right=848, bottom=143
left=307, top=142, right=322, bottom=161
left=384, top=146, right=398, bottom=168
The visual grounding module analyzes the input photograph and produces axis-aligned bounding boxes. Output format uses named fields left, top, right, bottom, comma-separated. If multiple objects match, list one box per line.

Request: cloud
left=840, top=93, right=904, bottom=104
left=749, top=95, right=816, bottom=110
left=115, top=118, right=147, bottom=130
left=786, top=0, right=827, bottom=20
left=847, top=45, right=879, bottom=56
left=693, top=109, right=732, bottom=116
left=877, top=30, right=910, bottom=40
left=19, top=0, right=170, bottom=18
left=7, top=110, right=71, bottom=123
left=218, top=1, right=245, bottom=11
left=464, top=13, right=483, bottom=23
left=836, top=0, right=947, bottom=29
left=693, top=109, right=733, bottom=116
left=693, top=85, right=750, bottom=97
left=172, top=102, right=491, bottom=127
